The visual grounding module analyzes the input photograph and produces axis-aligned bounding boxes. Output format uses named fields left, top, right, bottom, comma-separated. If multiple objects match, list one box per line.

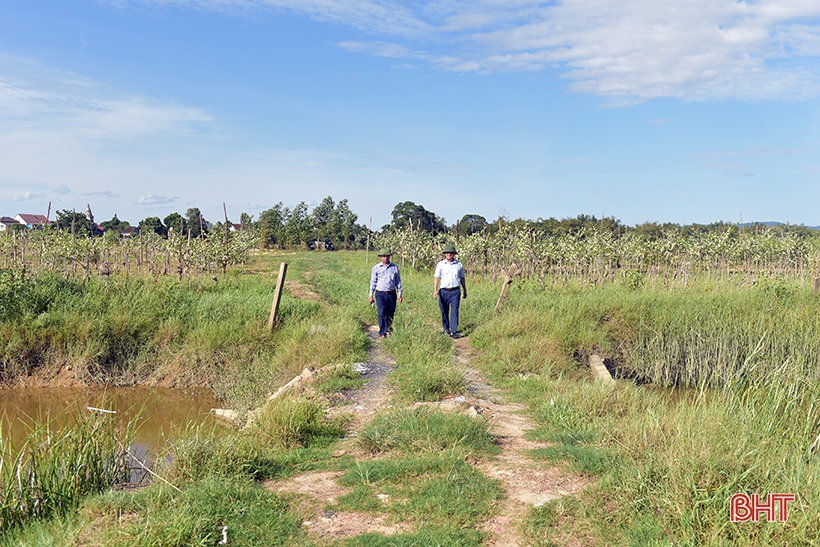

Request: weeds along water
left=0, top=409, right=138, bottom=536
left=0, top=261, right=369, bottom=410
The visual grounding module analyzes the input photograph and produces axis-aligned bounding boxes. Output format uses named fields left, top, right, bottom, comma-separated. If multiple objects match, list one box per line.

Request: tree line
left=18, top=199, right=820, bottom=250
left=52, top=208, right=213, bottom=239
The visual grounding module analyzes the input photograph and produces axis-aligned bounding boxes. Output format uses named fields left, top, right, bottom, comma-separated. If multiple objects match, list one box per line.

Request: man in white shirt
left=433, top=244, right=467, bottom=338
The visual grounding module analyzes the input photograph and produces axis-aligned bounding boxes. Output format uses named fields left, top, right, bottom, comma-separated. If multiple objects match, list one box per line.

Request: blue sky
left=1, top=0, right=819, bottom=229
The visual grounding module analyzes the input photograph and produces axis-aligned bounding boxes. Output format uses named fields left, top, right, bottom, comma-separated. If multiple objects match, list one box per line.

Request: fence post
left=268, top=262, right=288, bottom=330
left=366, top=217, right=372, bottom=264
left=495, top=263, right=519, bottom=311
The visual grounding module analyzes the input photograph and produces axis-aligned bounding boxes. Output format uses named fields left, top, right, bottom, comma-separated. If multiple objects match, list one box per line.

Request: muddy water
left=0, top=386, right=222, bottom=447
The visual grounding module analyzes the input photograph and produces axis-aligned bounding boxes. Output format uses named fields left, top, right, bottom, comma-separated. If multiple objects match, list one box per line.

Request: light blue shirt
left=435, top=258, right=465, bottom=289
left=370, top=262, right=402, bottom=296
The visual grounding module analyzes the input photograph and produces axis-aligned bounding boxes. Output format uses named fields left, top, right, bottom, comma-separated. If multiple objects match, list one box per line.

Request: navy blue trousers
left=376, top=291, right=397, bottom=336
left=438, top=288, right=461, bottom=334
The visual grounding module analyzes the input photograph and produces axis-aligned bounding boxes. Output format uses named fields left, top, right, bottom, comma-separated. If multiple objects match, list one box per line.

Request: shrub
left=248, top=397, right=346, bottom=449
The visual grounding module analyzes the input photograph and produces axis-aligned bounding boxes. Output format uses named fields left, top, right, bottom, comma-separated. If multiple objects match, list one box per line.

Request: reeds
left=0, top=409, right=137, bottom=535
left=463, top=276, right=820, bottom=545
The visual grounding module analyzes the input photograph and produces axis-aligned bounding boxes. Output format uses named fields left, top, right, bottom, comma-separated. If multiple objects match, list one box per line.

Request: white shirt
left=435, top=258, right=465, bottom=289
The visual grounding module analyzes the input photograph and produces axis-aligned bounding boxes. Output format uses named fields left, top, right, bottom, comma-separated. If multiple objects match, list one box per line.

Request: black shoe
left=450, top=332, right=460, bottom=339
left=441, top=330, right=450, bottom=335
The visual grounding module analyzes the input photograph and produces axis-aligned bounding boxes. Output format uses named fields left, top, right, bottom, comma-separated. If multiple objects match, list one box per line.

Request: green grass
left=341, top=528, right=485, bottom=547
left=77, top=476, right=308, bottom=547
left=299, top=252, right=467, bottom=401
left=9, top=251, right=820, bottom=546
left=315, top=364, right=367, bottom=393
left=357, top=406, right=499, bottom=456
left=462, top=275, right=820, bottom=546
left=0, top=254, right=370, bottom=412
left=247, top=396, right=348, bottom=450
left=339, top=451, right=504, bottom=530
left=0, top=410, right=137, bottom=537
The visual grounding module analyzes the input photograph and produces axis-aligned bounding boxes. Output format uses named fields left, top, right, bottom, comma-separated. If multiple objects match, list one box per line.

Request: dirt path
left=449, top=337, right=592, bottom=547
left=267, top=329, right=590, bottom=545
left=328, top=325, right=395, bottom=431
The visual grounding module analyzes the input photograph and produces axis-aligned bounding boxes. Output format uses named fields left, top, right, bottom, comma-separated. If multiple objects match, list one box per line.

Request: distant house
left=0, top=216, right=21, bottom=231
left=229, top=223, right=242, bottom=232
left=310, top=239, right=334, bottom=251
left=120, top=226, right=140, bottom=238
left=14, top=214, right=51, bottom=229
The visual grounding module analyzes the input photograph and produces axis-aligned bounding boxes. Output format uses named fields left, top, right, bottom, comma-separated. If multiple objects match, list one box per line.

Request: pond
left=0, top=386, right=223, bottom=448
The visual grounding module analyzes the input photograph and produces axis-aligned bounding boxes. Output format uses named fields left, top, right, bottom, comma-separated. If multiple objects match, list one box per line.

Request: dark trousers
left=438, top=288, right=461, bottom=334
left=376, top=291, right=397, bottom=336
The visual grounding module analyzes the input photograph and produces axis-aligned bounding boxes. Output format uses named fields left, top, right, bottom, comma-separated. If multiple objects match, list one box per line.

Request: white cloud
left=0, top=53, right=492, bottom=228
left=136, top=194, right=180, bottom=205
left=338, top=40, right=425, bottom=59
left=466, top=1, right=820, bottom=100
left=114, top=0, right=429, bottom=34
left=686, top=146, right=812, bottom=177
left=774, top=24, right=820, bottom=56
left=688, top=147, right=810, bottom=160
left=114, top=0, right=820, bottom=101
left=0, top=55, right=213, bottom=211
left=12, top=191, right=48, bottom=201
left=0, top=55, right=209, bottom=143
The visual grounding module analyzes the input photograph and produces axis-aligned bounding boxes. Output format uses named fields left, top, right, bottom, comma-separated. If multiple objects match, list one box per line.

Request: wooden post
left=365, top=217, right=372, bottom=264
left=813, top=277, right=820, bottom=293
left=223, top=202, right=229, bottom=246
left=223, top=202, right=229, bottom=274
left=268, top=262, right=288, bottom=330
left=495, top=263, right=519, bottom=311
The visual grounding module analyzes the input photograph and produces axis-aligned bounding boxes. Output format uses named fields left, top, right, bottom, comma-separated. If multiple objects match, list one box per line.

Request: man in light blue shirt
left=433, top=244, right=467, bottom=338
left=369, top=247, right=403, bottom=338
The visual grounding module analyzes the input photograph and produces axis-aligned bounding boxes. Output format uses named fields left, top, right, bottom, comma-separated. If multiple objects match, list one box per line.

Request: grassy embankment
left=4, top=251, right=820, bottom=545
left=0, top=258, right=369, bottom=409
